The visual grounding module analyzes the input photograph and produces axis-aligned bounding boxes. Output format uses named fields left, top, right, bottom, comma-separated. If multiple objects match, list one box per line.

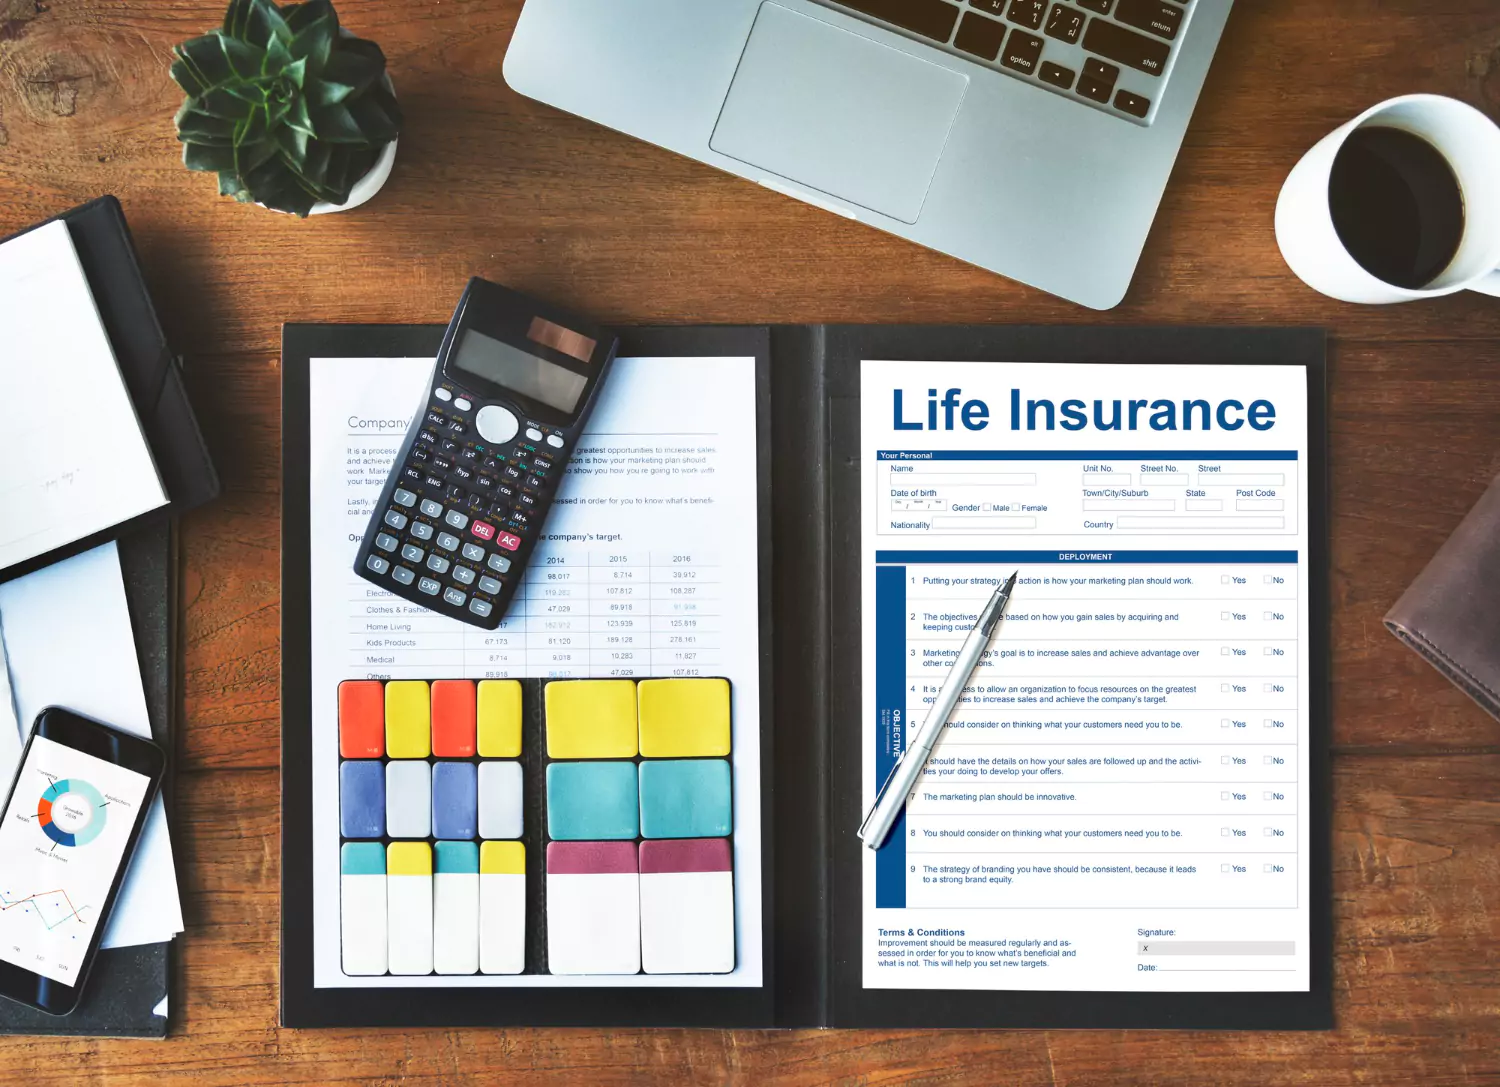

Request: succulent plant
left=171, top=0, right=401, bottom=216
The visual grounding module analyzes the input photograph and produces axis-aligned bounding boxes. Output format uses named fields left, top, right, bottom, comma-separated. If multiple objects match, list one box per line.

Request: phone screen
left=0, top=735, right=151, bottom=985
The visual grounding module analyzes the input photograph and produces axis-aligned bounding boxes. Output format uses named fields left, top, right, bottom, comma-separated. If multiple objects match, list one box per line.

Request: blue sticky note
left=432, top=761, right=478, bottom=840
left=340, top=761, right=385, bottom=838
left=546, top=761, right=638, bottom=840
left=638, top=759, right=732, bottom=839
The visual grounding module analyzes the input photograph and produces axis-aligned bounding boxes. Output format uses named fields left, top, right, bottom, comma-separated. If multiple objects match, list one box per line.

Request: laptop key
left=1077, top=73, right=1113, bottom=102
left=1074, top=0, right=1111, bottom=11
left=1114, top=88, right=1151, bottom=117
left=970, top=0, right=1006, bottom=12
left=1083, top=17, right=1171, bottom=74
left=1038, top=61, right=1076, bottom=88
left=1004, top=0, right=1045, bottom=29
left=1044, top=3, right=1084, bottom=43
left=1084, top=57, right=1120, bottom=84
left=835, top=0, right=961, bottom=42
left=1113, top=0, right=1182, bottom=40
left=999, top=28, right=1043, bottom=74
left=955, top=11, right=1006, bottom=60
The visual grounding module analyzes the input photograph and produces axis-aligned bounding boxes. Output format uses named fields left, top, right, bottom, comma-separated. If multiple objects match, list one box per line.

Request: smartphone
left=0, top=707, right=165, bottom=1015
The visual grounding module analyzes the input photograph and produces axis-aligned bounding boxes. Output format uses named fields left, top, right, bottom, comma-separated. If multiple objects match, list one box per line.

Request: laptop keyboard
left=820, top=0, right=1192, bottom=124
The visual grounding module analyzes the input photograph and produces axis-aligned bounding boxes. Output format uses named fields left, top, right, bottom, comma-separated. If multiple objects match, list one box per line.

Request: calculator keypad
left=358, top=382, right=570, bottom=628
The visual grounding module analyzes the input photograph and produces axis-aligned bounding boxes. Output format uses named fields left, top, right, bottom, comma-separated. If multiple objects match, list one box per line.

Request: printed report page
left=860, top=360, right=1311, bottom=992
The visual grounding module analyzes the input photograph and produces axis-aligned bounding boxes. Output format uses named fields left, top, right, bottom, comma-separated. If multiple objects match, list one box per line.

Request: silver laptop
left=504, top=0, right=1233, bottom=310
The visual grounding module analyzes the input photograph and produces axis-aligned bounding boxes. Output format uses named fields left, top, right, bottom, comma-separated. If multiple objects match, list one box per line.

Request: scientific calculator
left=353, top=279, right=619, bottom=629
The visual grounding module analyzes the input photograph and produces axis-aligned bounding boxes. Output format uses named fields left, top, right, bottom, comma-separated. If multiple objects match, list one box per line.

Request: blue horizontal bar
left=876, top=450, right=1299, bottom=461
left=876, top=551, right=1299, bottom=564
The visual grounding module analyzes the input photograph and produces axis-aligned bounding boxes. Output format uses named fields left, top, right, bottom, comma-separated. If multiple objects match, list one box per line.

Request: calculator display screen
left=451, top=329, right=589, bottom=413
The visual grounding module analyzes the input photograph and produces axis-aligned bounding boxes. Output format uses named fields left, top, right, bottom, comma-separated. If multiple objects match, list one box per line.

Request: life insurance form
left=861, top=361, right=1313, bottom=993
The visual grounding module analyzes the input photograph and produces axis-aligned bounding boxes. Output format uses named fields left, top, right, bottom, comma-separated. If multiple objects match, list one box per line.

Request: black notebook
left=281, top=323, right=1330, bottom=1030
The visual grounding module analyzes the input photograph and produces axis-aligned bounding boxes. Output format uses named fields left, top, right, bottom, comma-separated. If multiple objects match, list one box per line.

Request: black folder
left=0, top=196, right=218, bottom=584
left=281, top=323, right=1331, bottom=1031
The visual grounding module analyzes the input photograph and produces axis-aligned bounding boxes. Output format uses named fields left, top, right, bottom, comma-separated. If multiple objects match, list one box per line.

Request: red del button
left=471, top=521, right=496, bottom=541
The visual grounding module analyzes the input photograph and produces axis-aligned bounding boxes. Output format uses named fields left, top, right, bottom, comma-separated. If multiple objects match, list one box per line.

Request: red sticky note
left=339, top=681, right=385, bottom=758
left=431, top=680, right=477, bottom=757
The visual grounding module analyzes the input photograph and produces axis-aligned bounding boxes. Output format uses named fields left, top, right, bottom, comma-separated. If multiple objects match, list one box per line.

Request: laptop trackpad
left=709, top=3, right=968, bottom=225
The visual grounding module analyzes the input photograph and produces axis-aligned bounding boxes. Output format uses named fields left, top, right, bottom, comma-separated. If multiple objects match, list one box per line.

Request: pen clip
left=858, top=753, right=909, bottom=842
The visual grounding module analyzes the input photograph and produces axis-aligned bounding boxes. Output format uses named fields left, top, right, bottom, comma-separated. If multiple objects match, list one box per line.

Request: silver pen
left=859, top=571, right=1018, bottom=850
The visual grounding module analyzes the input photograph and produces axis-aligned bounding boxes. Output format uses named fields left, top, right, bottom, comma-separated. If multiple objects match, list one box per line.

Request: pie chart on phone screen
left=35, top=778, right=107, bottom=848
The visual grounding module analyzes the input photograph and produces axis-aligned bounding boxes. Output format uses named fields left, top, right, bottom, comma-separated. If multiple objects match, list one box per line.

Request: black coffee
left=1328, top=126, right=1466, bottom=289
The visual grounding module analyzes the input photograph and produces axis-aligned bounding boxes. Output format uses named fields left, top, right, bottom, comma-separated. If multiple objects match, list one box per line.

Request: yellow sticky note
left=385, top=680, right=431, bottom=758
left=387, top=841, right=432, bottom=876
left=545, top=680, right=638, bottom=758
left=480, top=840, right=525, bottom=876
left=477, top=680, right=523, bottom=758
left=638, top=678, right=731, bottom=757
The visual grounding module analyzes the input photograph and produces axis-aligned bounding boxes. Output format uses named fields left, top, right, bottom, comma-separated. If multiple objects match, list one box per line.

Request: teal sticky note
left=341, top=841, right=387, bottom=875
left=546, top=761, right=639, bottom=840
left=435, top=839, right=480, bottom=874
left=638, top=759, right=732, bottom=839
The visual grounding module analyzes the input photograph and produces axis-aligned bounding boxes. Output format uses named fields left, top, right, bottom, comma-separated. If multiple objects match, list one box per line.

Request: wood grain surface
left=3, top=0, right=1499, bottom=1082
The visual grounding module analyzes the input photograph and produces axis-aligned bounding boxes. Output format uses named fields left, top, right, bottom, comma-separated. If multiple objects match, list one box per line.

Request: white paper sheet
left=308, top=355, right=763, bottom=988
left=0, top=221, right=166, bottom=571
left=0, top=542, right=183, bottom=949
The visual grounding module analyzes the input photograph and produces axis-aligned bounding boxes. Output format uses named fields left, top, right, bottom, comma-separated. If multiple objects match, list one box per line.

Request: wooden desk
left=2, top=0, right=1498, bottom=1080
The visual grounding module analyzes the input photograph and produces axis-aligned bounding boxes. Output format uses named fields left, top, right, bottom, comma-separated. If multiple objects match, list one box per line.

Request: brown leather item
left=1385, top=474, right=1500, bottom=721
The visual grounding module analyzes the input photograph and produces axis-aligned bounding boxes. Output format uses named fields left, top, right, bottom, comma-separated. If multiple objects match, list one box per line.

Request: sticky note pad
left=385, top=680, right=431, bottom=758
left=546, top=761, right=638, bottom=840
left=546, top=841, right=639, bottom=975
left=477, top=679, right=523, bottom=758
left=386, top=842, right=433, bottom=975
left=480, top=841, right=525, bottom=974
left=385, top=759, right=431, bottom=839
left=640, top=838, right=734, bottom=974
left=339, top=680, right=384, bottom=758
left=434, top=841, right=480, bottom=975
left=637, top=678, right=731, bottom=757
left=478, top=761, right=523, bottom=840
left=432, top=761, right=479, bottom=840
left=432, top=680, right=477, bottom=757
left=639, top=759, right=732, bottom=839
left=545, top=679, right=638, bottom=758
left=339, top=760, right=385, bottom=839
left=340, top=843, right=387, bottom=975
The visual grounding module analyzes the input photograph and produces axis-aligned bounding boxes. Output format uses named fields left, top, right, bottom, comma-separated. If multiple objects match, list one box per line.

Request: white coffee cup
left=1276, top=94, right=1500, bottom=303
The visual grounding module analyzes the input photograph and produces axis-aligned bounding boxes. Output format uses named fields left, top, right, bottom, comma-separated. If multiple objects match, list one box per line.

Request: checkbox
left=1263, top=864, right=1273, bottom=873
left=1221, top=684, right=1231, bottom=693
left=1221, top=575, right=1231, bottom=584
left=1221, top=646, right=1231, bottom=655
left=1263, top=827, right=1273, bottom=836
left=1263, top=683, right=1275, bottom=693
left=1263, top=611, right=1275, bottom=621
left=1221, top=717, right=1231, bottom=727
left=1221, top=755, right=1230, bottom=764
left=1221, top=827, right=1230, bottom=837
left=1221, top=864, right=1231, bottom=873
left=1221, top=611, right=1231, bottom=621
left=1221, top=791, right=1230, bottom=800
left=1264, top=646, right=1274, bottom=655
left=1263, top=755, right=1273, bottom=765
left=1264, top=718, right=1275, bottom=728
left=1264, top=791, right=1274, bottom=800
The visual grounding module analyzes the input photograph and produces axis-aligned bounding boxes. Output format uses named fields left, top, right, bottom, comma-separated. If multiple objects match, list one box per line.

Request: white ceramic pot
left=308, top=134, right=398, bottom=215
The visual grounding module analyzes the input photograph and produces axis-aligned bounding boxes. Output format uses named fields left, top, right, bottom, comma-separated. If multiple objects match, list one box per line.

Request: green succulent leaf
left=175, top=0, right=399, bottom=216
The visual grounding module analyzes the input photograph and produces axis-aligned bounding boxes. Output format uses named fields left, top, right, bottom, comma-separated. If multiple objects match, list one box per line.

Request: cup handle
left=1471, top=270, right=1500, bottom=298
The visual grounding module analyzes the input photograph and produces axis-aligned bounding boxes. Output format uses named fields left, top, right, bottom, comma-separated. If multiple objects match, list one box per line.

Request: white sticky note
left=480, top=841, right=525, bottom=975
left=340, top=844, right=387, bottom=976
left=385, top=759, right=431, bottom=838
left=433, top=841, right=480, bottom=975
left=477, top=760, right=523, bottom=839
left=387, top=843, right=433, bottom=976
left=546, top=841, right=639, bottom=975
left=639, top=839, right=735, bottom=975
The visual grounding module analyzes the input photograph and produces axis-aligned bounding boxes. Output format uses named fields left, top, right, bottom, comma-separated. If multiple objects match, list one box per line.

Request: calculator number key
left=384, top=509, right=408, bottom=530
left=393, top=488, right=418, bottom=507
left=437, top=532, right=461, bottom=552
left=444, top=510, right=469, bottom=530
left=375, top=533, right=400, bottom=553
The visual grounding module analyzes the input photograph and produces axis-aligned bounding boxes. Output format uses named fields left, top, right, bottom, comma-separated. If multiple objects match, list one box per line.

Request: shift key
left=1082, top=18, right=1172, bottom=74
